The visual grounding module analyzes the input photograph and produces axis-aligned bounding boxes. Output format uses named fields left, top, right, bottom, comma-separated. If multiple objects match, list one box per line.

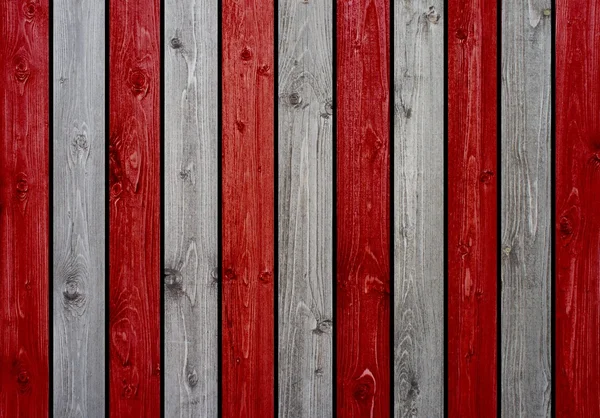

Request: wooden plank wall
left=501, top=0, right=551, bottom=416
left=163, top=0, right=218, bottom=415
left=447, top=0, right=498, bottom=415
left=278, top=0, right=333, bottom=417
left=221, top=0, right=275, bottom=416
left=0, top=0, right=50, bottom=415
left=336, top=0, right=391, bottom=416
left=393, top=0, right=444, bottom=416
left=108, top=0, right=161, bottom=415
left=53, top=0, right=106, bottom=415
left=556, top=0, right=600, bottom=416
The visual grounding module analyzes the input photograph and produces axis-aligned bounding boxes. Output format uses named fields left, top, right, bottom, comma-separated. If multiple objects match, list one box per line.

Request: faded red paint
left=336, top=1, right=391, bottom=416
left=109, top=0, right=161, bottom=415
left=0, top=0, right=49, bottom=415
left=448, top=0, right=498, bottom=415
left=556, top=1, right=600, bottom=416
left=221, top=0, right=275, bottom=416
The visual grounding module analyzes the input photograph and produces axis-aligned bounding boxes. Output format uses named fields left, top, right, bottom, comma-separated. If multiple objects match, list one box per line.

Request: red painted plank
left=221, top=0, right=274, bottom=416
left=0, top=1, right=49, bottom=415
left=109, top=0, right=161, bottom=415
left=556, top=2, right=600, bottom=416
left=336, top=1, right=390, bottom=416
left=447, top=0, right=498, bottom=415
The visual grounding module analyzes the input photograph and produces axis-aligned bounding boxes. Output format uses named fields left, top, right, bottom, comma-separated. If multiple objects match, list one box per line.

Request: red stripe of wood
left=556, top=1, right=600, bottom=416
left=221, top=0, right=274, bottom=416
left=447, top=0, right=498, bottom=415
left=0, top=0, right=49, bottom=414
left=109, top=0, right=161, bottom=414
left=336, top=1, right=390, bottom=416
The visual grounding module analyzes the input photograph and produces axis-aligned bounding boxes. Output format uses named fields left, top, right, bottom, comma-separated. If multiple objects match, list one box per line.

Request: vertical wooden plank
left=278, top=0, right=333, bottom=416
left=556, top=1, right=600, bottom=416
left=221, top=0, right=274, bottom=416
left=336, top=1, right=390, bottom=416
left=0, top=0, right=49, bottom=415
left=501, top=0, right=551, bottom=416
left=163, top=0, right=218, bottom=414
left=393, top=0, right=444, bottom=416
left=447, top=0, right=498, bottom=414
left=109, top=0, right=161, bottom=414
left=53, top=0, right=106, bottom=415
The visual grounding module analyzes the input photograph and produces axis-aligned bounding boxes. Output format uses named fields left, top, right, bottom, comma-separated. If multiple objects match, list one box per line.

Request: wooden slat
left=393, top=0, right=444, bottom=416
left=556, top=1, right=600, bottom=416
left=221, top=0, right=275, bottom=416
left=0, top=0, right=50, bottom=415
left=53, top=0, right=106, bottom=415
left=336, top=0, right=391, bottom=416
left=447, top=0, right=498, bottom=415
left=278, top=0, right=333, bottom=416
left=108, top=0, right=161, bottom=415
left=501, top=0, right=551, bottom=415
left=163, top=0, right=218, bottom=415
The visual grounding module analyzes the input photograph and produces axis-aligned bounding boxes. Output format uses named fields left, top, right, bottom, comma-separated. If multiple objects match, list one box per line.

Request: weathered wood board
left=556, top=0, right=600, bottom=416
left=393, top=0, right=444, bottom=416
left=164, top=0, right=218, bottom=415
left=221, top=0, right=275, bottom=416
left=53, top=0, right=106, bottom=415
left=278, top=0, right=333, bottom=416
left=447, top=0, right=498, bottom=415
left=501, top=0, right=551, bottom=416
left=108, top=0, right=161, bottom=415
left=0, top=0, right=50, bottom=415
left=336, top=0, right=391, bottom=416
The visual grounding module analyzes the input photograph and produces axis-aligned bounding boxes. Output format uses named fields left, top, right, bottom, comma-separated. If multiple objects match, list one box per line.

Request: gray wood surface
left=501, top=0, right=551, bottom=416
left=53, top=0, right=106, bottom=415
left=164, top=0, right=218, bottom=416
left=393, top=1, right=444, bottom=416
left=278, top=0, right=333, bottom=416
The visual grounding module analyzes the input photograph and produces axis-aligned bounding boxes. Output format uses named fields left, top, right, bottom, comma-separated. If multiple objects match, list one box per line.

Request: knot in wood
left=110, top=181, right=123, bottom=199
left=353, top=383, right=373, bottom=401
left=63, top=278, right=83, bottom=302
left=224, top=267, right=237, bottom=281
left=455, top=28, right=468, bottom=40
left=13, top=55, right=30, bottom=83
left=240, top=47, right=252, bottom=61
left=325, top=100, right=333, bottom=115
left=15, top=173, right=29, bottom=201
left=257, top=64, right=271, bottom=76
left=288, top=93, right=302, bottom=107
left=211, top=267, right=219, bottom=283
left=187, top=370, right=198, bottom=387
left=479, top=170, right=494, bottom=184
left=128, top=68, right=149, bottom=98
left=122, top=383, right=138, bottom=399
left=313, top=319, right=333, bottom=335
left=23, top=2, right=36, bottom=20
left=425, top=6, right=440, bottom=24
left=259, top=271, right=272, bottom=283
left=559, top=216, right=573, bottom=238
left=170, top=37, right=183, bottom=49
left=164, top=268, right=183, bottom=291
left=235, top=120, right=246, bottom=132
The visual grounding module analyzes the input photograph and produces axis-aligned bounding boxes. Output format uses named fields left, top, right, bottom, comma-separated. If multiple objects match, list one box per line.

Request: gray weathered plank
left=164, top=0, right=218, bottom=415
left=393, top=0, right=444, bottom=416
left=501, top=0, right=552, bottom=416
left=278, top=0, right=333, bottom=416
left=53, top=0, right=106, bottom=415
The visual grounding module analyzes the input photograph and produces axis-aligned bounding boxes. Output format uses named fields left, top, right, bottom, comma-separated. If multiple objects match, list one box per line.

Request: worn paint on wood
left=109, top=0, right=161, bottom=415
left=336, top=1, right=391, bottom=416
left=556, top=1, right=600, bottom=416
left=221, top=0, right=275, bottom=416
left=393, top=0, right=444, bottom=416
left=501, top=0, right=551, bottom=416
left=447, top=0, right=498, bottom=415
left=278, top=0, right=333, bottom=416
left=0, top=0, right=49, bottom=415
left=164, top=0, right=218, bottom=415
left=53, top=0, right=106, bottom=415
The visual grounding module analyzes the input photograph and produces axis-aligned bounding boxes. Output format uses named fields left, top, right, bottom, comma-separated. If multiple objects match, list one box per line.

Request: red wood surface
left=109, top=0, right=161, bottom=415
left=556, top=1, right=600, bottom=416
left=221, top=0, right=274, bottom=416
left=0, top=0, right=49, bottom=415
left=336, top=1, right=390, bottom=416
left=447, top=0, right=497, bottom=415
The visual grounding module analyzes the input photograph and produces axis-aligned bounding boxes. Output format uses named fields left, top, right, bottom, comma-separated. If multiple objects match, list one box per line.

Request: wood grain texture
left=278, top=0, right=333, bottom=416
left=221, top=0, right=274, bottom=416
left=393, top=0, right=444, bottom=416
left=447, top=0, right=498, bottom=414
left=501, top=0, right=551, bottom=416
left=164, top=0, right=218, bottom=415
left=109, top=0, right=161, bottom=415
left=0, top=0, right=49, bottom=416
left=53, top=0, right=106, bottom=415
left=556, top=1, right=600, bottom=416
left=336, top=0, right=390, bottom=416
